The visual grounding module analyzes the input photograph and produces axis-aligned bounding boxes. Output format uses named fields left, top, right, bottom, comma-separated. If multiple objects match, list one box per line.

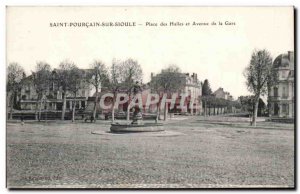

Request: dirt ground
left=6, top=116, right=294, bottom=188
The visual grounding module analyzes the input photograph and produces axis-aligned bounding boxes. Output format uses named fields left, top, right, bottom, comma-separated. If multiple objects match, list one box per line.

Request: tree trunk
left=38, top=99, right=43, bottom=122
left=72, top=98, right=76, bottom=122
left=111, top=95, right=116, bottom=123
left=164, top=102, right=168, bottom=121
left=126, top=95, right=131, bottom=121
left=156, top=106, right=160, bottom=123
left=92, top=87, right=99, bottom=122
left=267, top=88, right=271, bottom=117
left=61, top=92, right=67, bottom=120
left=252, top=98, right=259, bottom=127
left=8, top=94, right=14, bottom=120
left=9, top=103, right=13, bottom=120
left=204, top=101, right=207, bottom=117
left=34, top=100, right=39, bottom=120
left=156, top=98, right=161, bottom=123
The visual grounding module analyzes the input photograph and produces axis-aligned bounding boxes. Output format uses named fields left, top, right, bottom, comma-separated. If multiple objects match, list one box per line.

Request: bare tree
left=244, top=49, right=274, bottom=126
left=57, top=60, right=77, bottom=120
left=68, top=66, right=85, bottom=122
left=32, top=62, right=52, bottom=121
left=119, top=58, right=143, bottom=121
left=86, top=60, right=109, bottom=121
left=150, top=65, right=185, bottom=121
left=108, top=59, right=123, bottom=122
left=7, top=62, right=25, bottom=120
left=149, top=74, right=163, bottom=122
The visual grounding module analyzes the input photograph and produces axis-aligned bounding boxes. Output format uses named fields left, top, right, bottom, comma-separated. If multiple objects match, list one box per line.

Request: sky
left=6, top=6, right=294, bottom=99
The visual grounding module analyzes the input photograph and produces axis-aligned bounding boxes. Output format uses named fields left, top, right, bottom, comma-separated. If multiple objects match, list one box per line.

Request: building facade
left=181, top=73, right=202, bottom=114
left=19, top=69, right=95, bottom=112
left=213, top=87, right=233, bottom=101
left=269, top=51, right=294, bottom=118
left=150, top=72, right=202, bottom=115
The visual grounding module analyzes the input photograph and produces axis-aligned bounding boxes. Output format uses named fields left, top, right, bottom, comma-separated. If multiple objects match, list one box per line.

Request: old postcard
left=6, top=6, right=295, bottom=189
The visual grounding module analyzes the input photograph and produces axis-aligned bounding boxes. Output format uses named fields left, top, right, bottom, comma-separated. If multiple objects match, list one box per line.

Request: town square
left=7, top=115, right=294, bottom=188
left=5, top=7, right=295, bottom=189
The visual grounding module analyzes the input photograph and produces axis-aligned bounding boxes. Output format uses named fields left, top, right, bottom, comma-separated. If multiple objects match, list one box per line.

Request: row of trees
left=201, top=79, right=241, bottom=116
left=150, top=65, right=186, bottom=121
left=10, top=49, right=274, bottom=126
left=7, top=58, right=144, bottom=122
left=198, top=49, right=278, bottom=127
left=7, top=59, right=189, bottom=122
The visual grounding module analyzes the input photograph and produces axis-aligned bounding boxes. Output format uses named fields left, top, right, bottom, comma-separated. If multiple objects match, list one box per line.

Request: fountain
left=110, top=82, right=164, bottom=133
left=110, top=107, right=164, bottom=133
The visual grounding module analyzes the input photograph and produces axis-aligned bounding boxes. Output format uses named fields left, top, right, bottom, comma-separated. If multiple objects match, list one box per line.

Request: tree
left=244, top=49, right=274, bottom=126
left=7, top=63, right=25, bottom=119
left=150, top=65, right=185, bottom=121
left=201, top=80, right=213, bottom=116
left=239, top=95, right=254, bottom=114
left=86, top=60, right=109, bottom=121
left=202, top=79, right=212, bottom=96
left=57, top=60, right=77, bottom=120
left=32, top=62, right=52, bottom=121
left=108, top=59, right=123, bottom=122
left=239, top=95, right=266, bottom=117
left=119, top=58, right=143, bottom=121
left=68, top=66, right=86, bottom=122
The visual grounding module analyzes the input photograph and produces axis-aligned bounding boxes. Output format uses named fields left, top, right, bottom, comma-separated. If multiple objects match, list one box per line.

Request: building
left=19, top=70, right=202, bottom=117
left=269, top=51, right=294, bottom=118
left=213, top=87, right=233, bottom=101
left=209, top=87, right=235, bottom=114
left=181, top=73, right=202, bottom=114
left=19, top=69, right=95, bottom=112
left=150, top=72, right=202, bottom=115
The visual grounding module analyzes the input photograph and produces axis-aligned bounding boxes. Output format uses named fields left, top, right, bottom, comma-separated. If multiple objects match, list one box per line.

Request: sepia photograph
left=6, top=6, right=295, bottom=189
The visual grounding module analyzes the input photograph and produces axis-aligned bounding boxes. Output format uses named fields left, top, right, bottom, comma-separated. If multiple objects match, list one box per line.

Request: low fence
left=267, top=117, right=294, bottom=123
left=9, top=111, right=158, bottom=121
left=9, top=111, right=85, bottom=120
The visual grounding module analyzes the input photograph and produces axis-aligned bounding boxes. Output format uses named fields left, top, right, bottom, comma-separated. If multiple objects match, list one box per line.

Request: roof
left=273, top=51, right=294, bottom=68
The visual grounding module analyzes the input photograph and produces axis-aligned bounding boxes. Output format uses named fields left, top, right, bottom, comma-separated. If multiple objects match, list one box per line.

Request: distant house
left=269, top=51, right=294, bottom=118
left=150, top=72, right=202, bottom=115
left=19, top=69, right=95, bottom=112
left=181, top=73, right=202, bottom=114
left=213, top=87, right=233, bottom=101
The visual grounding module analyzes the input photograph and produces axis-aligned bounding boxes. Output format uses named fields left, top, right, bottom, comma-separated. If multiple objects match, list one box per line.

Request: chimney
left=288, top=51, right=294, bottom=63
left=151, top=72, right=154, bottom=79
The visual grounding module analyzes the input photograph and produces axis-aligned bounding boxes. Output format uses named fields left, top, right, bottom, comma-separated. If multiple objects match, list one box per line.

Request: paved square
left=6, top=116, right=294, bottom=188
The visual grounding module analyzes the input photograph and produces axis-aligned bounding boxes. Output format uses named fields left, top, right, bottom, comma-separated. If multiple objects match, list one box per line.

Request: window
left=282, top=86, right=288, bottom=98
left=274, top=87, right=278, bottom=97
left=282, top=104, right=288, bottom=113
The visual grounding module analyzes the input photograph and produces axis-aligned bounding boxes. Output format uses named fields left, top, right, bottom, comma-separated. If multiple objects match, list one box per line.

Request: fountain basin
left=110, top=123, right=164, bottom=133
